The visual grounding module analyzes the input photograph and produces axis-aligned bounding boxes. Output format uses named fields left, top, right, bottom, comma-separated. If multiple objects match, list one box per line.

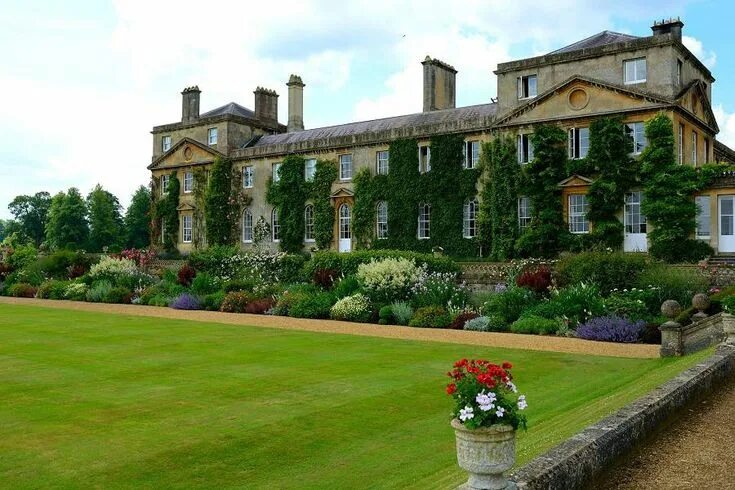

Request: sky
left=1, top=0, right=734, bottom=219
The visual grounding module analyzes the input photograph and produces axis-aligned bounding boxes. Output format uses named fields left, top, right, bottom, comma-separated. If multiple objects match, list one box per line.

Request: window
left=339, top=154, right=352, bottom=180
left=271, top=208, right=280, bottom=242
left=704, top=138, right=710, bottom=164
left=376, top=201, right=388, bottom=239
left=518, top=197, right=531, bottom=230
left=517, top=75, right=537, bottom=99
left=696, top=195, right=711, bottom=239
left=304, top=204, right=315, bottom=242
left=624, top=192, right=647, bottom=234
left=568, top=194, right=589, bottom=234
left=243, top=166, right=254, bottom=188
left=208, top=127, right=218, bottom=145
left=463, top=199, right=478, bottom=238
left=678, top=124, right=685, bottom=165
left=376, top=151, right=389, bottom=175
left=304, top=158, right=317, bottom=182
left=242, top=209, right=253, bottom=243
left=272, top=162, right=282, bottom=183
left=626, top=122, right=647, bottom=154
left=517, top=134, right=534, bottom=164
left=568, top=127, right=589, bottom=159
left=161, top=135, right=172, bottom=152
left=183, top=171, right=193, bottom=193
left=624, top=58, right=647, bottom=84
left=160, top=175, right=170, bottom=196
left=182, top=215, right=192, bottom=243
left=677, top=59, right=683, bottom=86
left=464, top=141, right=480, bottom=169
left=418, top=203, right=431, bottom=239
left=339, top=204, right=351, bottom=240
left=419, top=145, right=431, bottom=173
left=691, top=131, right=698, bottom=165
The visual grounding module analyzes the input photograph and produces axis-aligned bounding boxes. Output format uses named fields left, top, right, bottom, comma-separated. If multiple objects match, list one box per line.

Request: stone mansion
left=148, top=18, right=735, bottom=256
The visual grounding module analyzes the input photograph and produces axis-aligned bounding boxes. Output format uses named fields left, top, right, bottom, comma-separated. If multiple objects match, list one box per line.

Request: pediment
left=148, top=137, right=224, bottom=170
left=176, top=202, right=196, bottom=211
left=330, top=187, right=354, bottom=199
left=559, top=174, right=594, bottom=187
left=494, top=77, right=673, bottom=128
left=676, top=81, right=718, bottom=132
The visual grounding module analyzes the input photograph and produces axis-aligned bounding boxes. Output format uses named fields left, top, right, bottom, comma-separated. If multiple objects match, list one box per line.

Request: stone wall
left=660, top=312, right=730, bottom=357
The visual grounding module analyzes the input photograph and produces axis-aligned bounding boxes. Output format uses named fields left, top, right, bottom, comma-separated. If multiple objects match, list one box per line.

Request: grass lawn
left=0, top=304, right=711, bottom=489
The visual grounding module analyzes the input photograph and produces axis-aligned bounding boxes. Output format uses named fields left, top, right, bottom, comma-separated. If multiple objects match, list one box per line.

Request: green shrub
left=636, top=265, right=708, bottom=310
left=390, top=301, right=413, bottom=325
left=721, top=295, right=735, bottom=314
left=333, top=274, right=360, bottom=299
left=463, top=315, right=507, bottom=332
left=103, top=286, right=132, bottom=304
left=87, top=280, right=114, bottom=303
left=36, top=279, right=70, bottom=300
left=604, top=289, right=654, bottom=321
left=63, top=282, right=88, bottom=301
left=223, top=279, right=258, bottom=293
left=555, top=251, right=649, bottom=295
left=412, top=271, right=469, bottom=309
left=35, top=250, right=91, bottom=279
left=188, top=245, right=239, bottom=276
left=526, top=283, right=604, bottom=326
left=220, top=291, right=251, bottom=313
left=357, top=257, right=423, bottom=304
left=6, top=244, right=38, bottom=270
left=272, top=284, right=319, bottom=316
left=191, top=272, right=220, bottom=296
left=304, top=250, right=459, bottom=279
left=148, top=294, right=170, bottom=307
left=408, top=306, right=451, bottom=328
left=278, top=254, right=308, bottom=283
left=7, top=283, right=37, bottom=298
left=510, top=315, right=560, bottom=335
left=330, top=293, right=371, bottom=322
left=378, top=305, right=394, bottom=325
left=201, top=291, right=226, bottom=311
left=289, top=291, right=335, bottom=319
left=482, top=287, right=537, bottom=324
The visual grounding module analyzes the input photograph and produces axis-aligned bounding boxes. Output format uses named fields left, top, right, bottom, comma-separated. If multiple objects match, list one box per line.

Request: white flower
left=517, top=395, right=528, bottom=410
left=495, top=406, right=505, bottom=418
left=506, top=381, right=518, bottom=393
left=459, top=405, right=475, bottom=422
left=476, top=391, right=497, bottom=412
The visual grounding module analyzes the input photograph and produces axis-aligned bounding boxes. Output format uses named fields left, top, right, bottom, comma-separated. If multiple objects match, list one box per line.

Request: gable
left=494, top=77, right=672, bottom=128
left=148, top=137, right=223, bottom=170
left=559, top=175, right=594, bottom=188
left=677, top=81, right=718, bottom=132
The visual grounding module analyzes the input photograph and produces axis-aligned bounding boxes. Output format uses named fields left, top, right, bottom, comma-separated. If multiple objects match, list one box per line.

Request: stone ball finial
left=661, top=300, right=682, bottom=320
left=692, top=293, right=710, bottom=312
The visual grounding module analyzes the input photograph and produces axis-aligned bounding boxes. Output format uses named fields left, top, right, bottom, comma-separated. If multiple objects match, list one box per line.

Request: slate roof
left=548, top=31, right=640, bottom=55
left=200, top=102, right=255, bottom=119
left=249, top=103, right=497, bottom=148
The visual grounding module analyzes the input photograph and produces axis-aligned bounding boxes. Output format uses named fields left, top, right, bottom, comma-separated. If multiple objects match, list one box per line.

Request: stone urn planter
left=722, top=312, right=735, bottom=344
left=451, top=419, right=517, bottom=490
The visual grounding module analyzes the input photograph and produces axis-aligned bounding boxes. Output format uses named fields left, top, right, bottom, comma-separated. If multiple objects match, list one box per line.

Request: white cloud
left=683, top=35, right=717, bottom=69
left=714, top=105, right=735, bottom=149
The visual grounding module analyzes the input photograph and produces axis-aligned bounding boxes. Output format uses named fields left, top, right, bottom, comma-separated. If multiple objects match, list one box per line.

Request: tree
left=8, top=192, right=51, bottom=246
left=45, top=188, right=89, bottom=250
left=0, top=219, right=6, bottom=241
left=87, top=184, right=124, bottom=252
left=124, top=186, right=152, bottom=249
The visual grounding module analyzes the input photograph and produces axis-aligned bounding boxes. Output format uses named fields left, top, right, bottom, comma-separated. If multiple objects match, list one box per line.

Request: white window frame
left=376, top=201, right=388, bottom=239
left=182, top=215, right=193, bottom=243
left=568, top=127, right=589, bottom=160
left=692, top=131, right=698, bottom=166
left=695, top=195, right=711, bottom=239
left=626, top=122, right=647, bottom=155
left=161, top=135, right=172, bottom=152
left=304, top=158, right=317, bottom=182
left=418, top=202, right=431, bottom=239
left=339, top=204, right=351, bottom=240
left=207, top=127, right=218, bottom=145
left=160, top=175, right=170, bottom=196
left=271, top=208, right=280, bottom=242
left=517, top=134, right=534, bottom=164
left=183, top=171, right=193, bottom=193
left=463, top=198, right=478, bottom=238
left=568, top=194, right=590, bottom=234
left=376, top=150, right=389, bottom=175
left=419, top=145, right=431, bottom=173
left=624, top=191, right=647, bottom=234
left=243, top=166, right=254, bottom=188
left=624, top=58, right=647, bottom=85
left=304, top=204, right=315, bottom=242
left=464, top=140, right=480, bottom=169
left=272, top=162, right=282, bottom=183
left=517, top=74, right=537, bottom=99
left=678, top=124, right=684, bottom=165
left=339, top=154, right=352, bottom=181
left=242, top=209, right=253, bottom=243
left=518, top=197, right=531, bottom=230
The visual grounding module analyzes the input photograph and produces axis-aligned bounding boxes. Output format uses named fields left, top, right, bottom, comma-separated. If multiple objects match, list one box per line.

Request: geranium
left=447, top=359, right=527, bottom=430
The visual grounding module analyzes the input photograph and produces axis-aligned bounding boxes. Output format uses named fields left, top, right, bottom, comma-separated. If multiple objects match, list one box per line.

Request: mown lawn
left=0, top=304, right=710, bottom=489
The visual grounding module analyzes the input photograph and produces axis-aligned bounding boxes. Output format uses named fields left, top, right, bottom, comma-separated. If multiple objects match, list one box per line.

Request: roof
left=715, top=140, right=735, bottom=164
left=248, top=103, right=497, bottom=148
left=200, top=102, right=255, bottom=119
left=548, top=31, right=640, bottom=55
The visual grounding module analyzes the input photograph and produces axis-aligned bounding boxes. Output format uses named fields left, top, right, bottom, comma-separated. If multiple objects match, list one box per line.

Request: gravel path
left=0, top=297, right=659, bottom=359
left=595, top=376, right=735, bottom=489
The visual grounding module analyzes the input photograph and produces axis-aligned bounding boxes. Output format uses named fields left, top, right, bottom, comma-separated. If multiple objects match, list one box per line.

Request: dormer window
left=162, top=135, right=172, bottom=152
left=208, top=127, right=218, bottom=145
left=517, top=75, right=537, bottom=99
left=624, top=58, right=647, bottom=84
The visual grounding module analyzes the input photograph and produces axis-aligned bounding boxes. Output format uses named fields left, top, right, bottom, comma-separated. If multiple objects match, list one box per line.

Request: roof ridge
left=548, top=30, right=640, bottom=55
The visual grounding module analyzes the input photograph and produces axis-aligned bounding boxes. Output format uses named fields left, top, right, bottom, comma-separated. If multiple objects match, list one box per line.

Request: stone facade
left=148, top=18, right=734, bottom=255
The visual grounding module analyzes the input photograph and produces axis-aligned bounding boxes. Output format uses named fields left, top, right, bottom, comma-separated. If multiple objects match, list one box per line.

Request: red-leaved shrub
left=8, top=283, right=37, bottom=298
left=244, top=297, right=276, bottom=314
left=516, top=266, right=552, bottom=294
left=67, top=264, right=87, bottom=279
left=313, top=268, right=338, bottom=289
left=177, top=264, right=196, bottom=287
left=450, top=311, right=480, bottom=330
left=220, top=291, right=250, bottom=313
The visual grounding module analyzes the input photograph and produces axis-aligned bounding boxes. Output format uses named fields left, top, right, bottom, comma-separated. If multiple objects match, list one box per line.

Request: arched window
left=339, top=204, right=351, bottom=239
left=418, top=202, right=431, bottom=239
left=376, top=201, right=388, bottom=239
left=242, top=209, right=253, bottom=243
left=271, top=208, right=280, bottom=242
left=463, top=198, right=478, bottom=238
left=304, top=204, right=315, bottom=242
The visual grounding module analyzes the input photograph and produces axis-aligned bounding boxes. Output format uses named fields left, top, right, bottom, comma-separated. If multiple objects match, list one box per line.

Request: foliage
left=45, top=188, right=89, bottom=250
left=312, top=268, right=339, bottom=289
left=378, top=305, right=394, bottom=325
left=464, top=314, right=508, bottom=332
left=446, top=359, right=527, bottom=430
left=312, top=161, right=339, bottom=250
left=153, top=171, right=179, bottom=252
left=555, top=251, right=649, bottom=295
left=103, top=286, right=133, bottom=304
left=245, top=298, right=276, bottom=314
left=170, top=293, right=202, bottom=310
left=330, top=293, right=371, bottom=322
left=189, top=246, right=302, bottom=283
left=450, top=311, right=480, bottom=330
left=389, top=301, right=414, bottom=326
left=36, top=279, right=70, bottom=300
left=201, top=291, right=226, bottom=311
left=332, top=275, right=360, bottom=299
left=8, top=191, right=51, bottom=246
left=87, top=184, right=124, bottom=252
left=124, top=186, right=152, bottom=249
left=288, top=291, right=335, bottom=319
left=604, top=289, right=653, bottom=322
left=119, top=248, right=156, bottom=268
left=220, top=292, right=251, bottom=313
left=576, top=316, right=645, bottom=343
left=205, top=157, right=248, bottom=246
left=177, top=264, right=196, bottom=287
left=636, top=265, right=708, bottom=309
left=356, top=257, right=422, bottom=304
left=408, top=306, right=451, bottom=328
left=86, top=280, right=114, bottom=303
left=192, top=168, right=208, bottom=249
left=191, top=272, right=220, bottom=296
left=515, top=265, right=552, bottom=295
left=223, top=279, right=257, bottom=293
left=412, top=271, right=469, bottom=309
left=526, top=283, right=605, bottom=327
left=304, top=249, right=459, bottom=279
left=7, top=283, right=37, bottom=298
left=510, top=316, right=561, bottom=335
left=482, top=287, right=537, bottom=325
left=721, top=295, right=735, bottom=314
left=88, top=256, right=142, bottom=287
left=31, top=249, right=91, bottom=280
left=63, top=282, right=89, bottom=301
left=273, top=284, right=319, bottom=316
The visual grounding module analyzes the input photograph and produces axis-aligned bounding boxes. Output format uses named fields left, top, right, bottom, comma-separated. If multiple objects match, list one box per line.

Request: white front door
left=624, top=191, right=648, bottom=252
left=338, top=203, right=352, bottom=253
left=719, top=195, right=735, bottom=252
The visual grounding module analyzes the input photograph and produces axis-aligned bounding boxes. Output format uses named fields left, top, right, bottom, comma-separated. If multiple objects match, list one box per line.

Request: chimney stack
left=181, top=86, right=201, bottom=122
left=254, top=87, right=279, bottom=124
left=422, top=56, right=457, bottom=112
left=651, top=17, right=684, bottom=41
left=287, top=74, right=305, bottom=132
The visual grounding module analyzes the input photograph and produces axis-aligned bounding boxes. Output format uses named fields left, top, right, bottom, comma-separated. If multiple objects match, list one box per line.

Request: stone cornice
left=151, top=113, right=285, bottom=134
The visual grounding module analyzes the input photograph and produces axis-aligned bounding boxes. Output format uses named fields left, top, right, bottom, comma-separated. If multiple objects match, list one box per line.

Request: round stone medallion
left=184, top=146, right=193, bottom=161
left=567, top=88, right=590, bottom=110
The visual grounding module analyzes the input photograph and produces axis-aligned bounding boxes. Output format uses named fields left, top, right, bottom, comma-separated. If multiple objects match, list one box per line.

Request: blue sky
left=1, top=0, right=734, bottom=219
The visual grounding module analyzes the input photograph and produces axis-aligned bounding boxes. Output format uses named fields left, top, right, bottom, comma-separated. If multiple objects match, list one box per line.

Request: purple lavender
left=576, top=316, right=645, bottom=343
left=170, top=293, right=202, bottom=310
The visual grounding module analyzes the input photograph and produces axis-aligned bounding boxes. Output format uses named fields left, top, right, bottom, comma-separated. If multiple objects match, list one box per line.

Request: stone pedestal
left=722, top=313, right=735, bottom=345
left=452, top=419, right=516, bottom=490
left=659, top=300, right=683, bottom=357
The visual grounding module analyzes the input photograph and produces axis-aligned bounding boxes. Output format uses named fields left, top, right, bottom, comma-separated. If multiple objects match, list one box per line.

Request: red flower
left=446, top=383, right=457, bottom=395
left=502, top=361, right=513, bottom=370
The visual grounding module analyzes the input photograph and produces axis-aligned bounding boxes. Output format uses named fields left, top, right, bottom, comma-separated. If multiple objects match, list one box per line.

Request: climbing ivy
left=205, top=157, right=250, bottom=246
left=192, top=167, right=207, bottom=249
left=312, top=161, right=339, bottom=250
left=153, top=171, right=180, bottom=252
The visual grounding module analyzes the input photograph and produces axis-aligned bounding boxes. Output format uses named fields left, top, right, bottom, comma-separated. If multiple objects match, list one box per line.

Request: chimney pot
left=651, top=17, right=684, bottom=41
left=287, top=74, right=305, bottom=132
left=421, top=56, right=457, bottom=112
left=254, top=87, right=279, bottom=125
left=181, top=85, right=201, bottom=122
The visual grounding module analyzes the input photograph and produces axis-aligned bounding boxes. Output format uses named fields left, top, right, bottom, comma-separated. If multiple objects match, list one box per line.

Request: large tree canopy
left=45, top=188, right=89, bottom=250
left=8, top=192, right=51, bottom=246
left=124, top=185, right=152, bottom=249
left=87, top=184, right=124, bottom=252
